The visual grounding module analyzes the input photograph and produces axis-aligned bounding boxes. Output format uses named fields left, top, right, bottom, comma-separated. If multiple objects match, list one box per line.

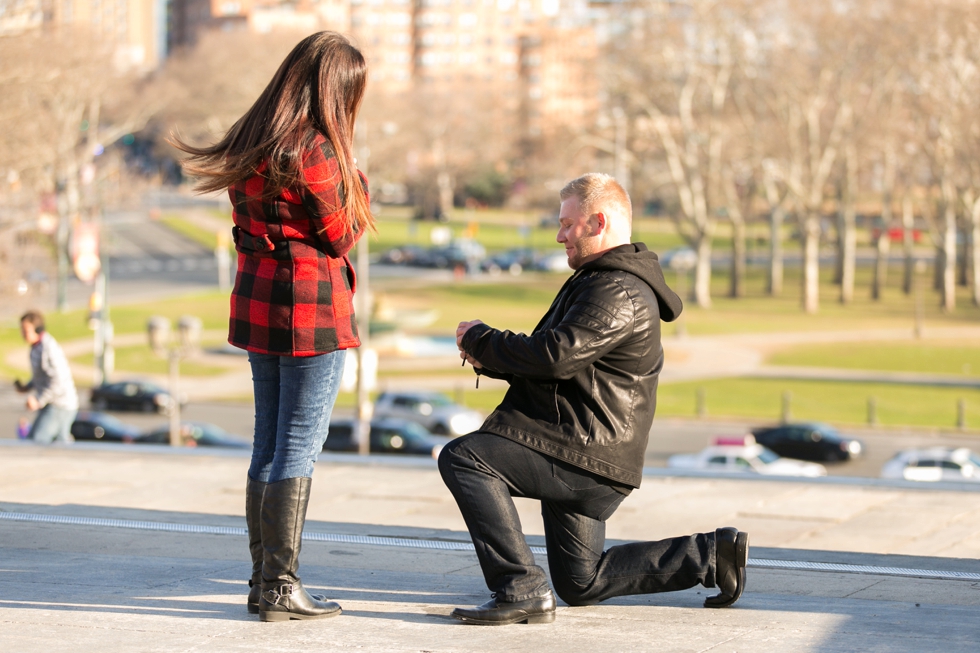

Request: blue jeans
left=30, top=405, right=77, bottom=444
left=247, top=350, right=346, bottom=483
left=439, top=432, right=716, bottom=604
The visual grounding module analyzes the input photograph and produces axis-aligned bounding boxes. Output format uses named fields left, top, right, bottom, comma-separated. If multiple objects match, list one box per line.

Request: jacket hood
left=580, top=243, right=683, bottom=322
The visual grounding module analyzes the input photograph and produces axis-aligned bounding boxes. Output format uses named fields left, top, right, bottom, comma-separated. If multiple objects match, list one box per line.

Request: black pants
left=438, top=431, right=717, bottom=605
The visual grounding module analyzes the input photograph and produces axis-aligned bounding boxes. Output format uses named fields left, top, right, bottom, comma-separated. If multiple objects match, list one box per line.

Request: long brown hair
left=172, top=31, right=373, bottom=234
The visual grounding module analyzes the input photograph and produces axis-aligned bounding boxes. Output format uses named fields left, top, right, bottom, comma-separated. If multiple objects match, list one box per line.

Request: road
left=3, top=384, right=977, bottom=482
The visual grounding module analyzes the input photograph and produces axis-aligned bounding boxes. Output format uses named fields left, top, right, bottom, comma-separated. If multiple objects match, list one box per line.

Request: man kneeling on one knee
left=439, top=173, right=749, bottom=625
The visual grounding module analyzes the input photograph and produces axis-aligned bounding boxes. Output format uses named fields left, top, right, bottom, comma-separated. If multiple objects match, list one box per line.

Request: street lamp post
left=148, top=315, right=202, bottom=446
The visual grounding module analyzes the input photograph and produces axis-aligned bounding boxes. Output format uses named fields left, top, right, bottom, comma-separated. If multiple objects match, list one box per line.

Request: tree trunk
left=833, top=206, right=844, bottom=285
left=802, top=213, right=821, bottom=314
left=971, top=197, right=980, bottom=306
left=941, top=184, right=957, bottom=312
left=839, top=142, right=857, bottom=303
left=768, top=207, right=784, bottom=296
left=694, top=235, right=713, bottom=308
left=839, top=211, right=856, bottom=304
left=872, top=233, right=890, bottom=300
left=957, top=236, right=969, bottom=287
left=902, top=197, right=915, bottom=295
left=729, top=214, right=745, bottom=298
left=872, top=144, right=895, bottom=301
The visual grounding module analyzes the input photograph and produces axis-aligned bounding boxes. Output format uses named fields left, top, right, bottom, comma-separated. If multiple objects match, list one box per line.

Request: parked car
left=323, top=418, right=451, bottom=457
left=419, top=240, right=487, bottom=272
left=70, top=411, right=143, bottom=443
left=90, top=381, right=182, bottom=414
left=139, top=422, right=251, bottom=448
left=534, top=251, right=571, bottom=273
left=880, top=447, right=980, bottom=483
left=482, top=248, right=537, bottom=276
left=750, top=422, right=864, bottom=462
left=667, top=436, right=827, bottom=477
left=659, top=247, right=697, bottom=271
left=373, top=391, right=484, bottom=436
left=379, top=245, right=426, bottom=266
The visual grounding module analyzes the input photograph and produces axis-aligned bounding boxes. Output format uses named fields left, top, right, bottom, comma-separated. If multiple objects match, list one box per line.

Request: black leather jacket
left=461, top=243, right=683, bottom=488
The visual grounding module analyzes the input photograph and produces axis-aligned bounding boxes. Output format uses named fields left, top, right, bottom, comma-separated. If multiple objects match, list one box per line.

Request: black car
left=323, top=418, right=451, bottom=457
left=71, top=411, right=143, bottom=443
left=90, top=381, right=179, bottom=414
left=750, top=422, right=864, bottom=462
left=139, top=422, right=251, bottom=448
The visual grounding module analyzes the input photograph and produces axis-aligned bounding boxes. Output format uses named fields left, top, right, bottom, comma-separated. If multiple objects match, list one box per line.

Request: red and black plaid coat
left=228, top=132, right=366, bottom=356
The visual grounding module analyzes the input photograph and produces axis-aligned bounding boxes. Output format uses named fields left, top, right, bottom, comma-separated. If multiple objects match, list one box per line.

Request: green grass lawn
left=769, top=341, right=980, bottom=376
left=72, top=344, right=230, bottom=378
left=657, top=377, right=980, bottom=430
left=0, top=290, right=231, bottom=380
left=375, top=274, right=569, bottom=334
left=160, top=214, right=225, bottom=251
left=669, top=260, right=980, bottom=336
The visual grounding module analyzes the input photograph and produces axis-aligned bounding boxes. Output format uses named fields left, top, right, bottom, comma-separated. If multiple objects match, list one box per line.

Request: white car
left=372, top=391, right=484, bottom=437
left=667, top=437, right=827, bottom=478
left=880, top=447, right=980, bottom=483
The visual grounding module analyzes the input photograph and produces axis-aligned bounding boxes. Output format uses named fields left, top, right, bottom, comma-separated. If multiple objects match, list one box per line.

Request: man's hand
left=25, top=395, right=39, bottom=411
left=457, top=320, right=485, bottom=369
left=459, top=350, right=483, bottom=370
left=456, top=320, right=485, bottom=348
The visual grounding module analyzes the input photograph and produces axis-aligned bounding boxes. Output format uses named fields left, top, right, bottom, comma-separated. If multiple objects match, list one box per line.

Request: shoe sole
left=260, top=608, right=342, bottom=622
left=704, top=531, right=749, bottom=609
left=452, top=611, right=556, bottom=626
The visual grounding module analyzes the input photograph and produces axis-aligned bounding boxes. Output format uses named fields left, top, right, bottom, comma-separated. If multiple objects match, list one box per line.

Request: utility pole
left=355, top=121, right=373, bottom=456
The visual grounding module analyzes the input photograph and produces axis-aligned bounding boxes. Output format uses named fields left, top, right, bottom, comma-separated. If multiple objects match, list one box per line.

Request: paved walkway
left=1, top=443, right=978, bottom=652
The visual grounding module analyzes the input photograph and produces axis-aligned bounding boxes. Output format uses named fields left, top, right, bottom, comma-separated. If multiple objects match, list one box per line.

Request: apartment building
left=0, top=0, right=167, bottom=69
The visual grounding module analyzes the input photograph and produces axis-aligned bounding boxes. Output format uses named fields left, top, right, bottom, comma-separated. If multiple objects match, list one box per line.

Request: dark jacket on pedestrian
left=460, top=243, right=682, bottom=488
left=228, top=131, right=367, bottom=356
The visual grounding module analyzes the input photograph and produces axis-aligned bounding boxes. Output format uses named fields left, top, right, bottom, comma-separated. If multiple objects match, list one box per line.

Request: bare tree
left=0, top=27, right=153, bottom=308
left=610, top=1, right=758, bottom=308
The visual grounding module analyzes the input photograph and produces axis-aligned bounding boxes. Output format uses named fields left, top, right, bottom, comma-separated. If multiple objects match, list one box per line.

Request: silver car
left=372, top=391, right=484, bottom=437
left=880, top=447, right=980, bottom=483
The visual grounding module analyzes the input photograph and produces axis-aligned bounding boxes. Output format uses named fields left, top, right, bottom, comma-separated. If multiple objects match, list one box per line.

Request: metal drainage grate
left=4, top=511, right=979, bottom=582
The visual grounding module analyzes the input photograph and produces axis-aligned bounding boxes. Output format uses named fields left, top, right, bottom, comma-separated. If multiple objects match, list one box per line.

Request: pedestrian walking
left=14, top=310, right=78, bottom=444
left=441, top=173, right=748, bottom=625
left=173, top=31, right=374, bottom=622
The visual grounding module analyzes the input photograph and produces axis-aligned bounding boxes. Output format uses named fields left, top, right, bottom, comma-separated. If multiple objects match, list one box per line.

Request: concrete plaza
left=1, top=442, right=978, bottom=652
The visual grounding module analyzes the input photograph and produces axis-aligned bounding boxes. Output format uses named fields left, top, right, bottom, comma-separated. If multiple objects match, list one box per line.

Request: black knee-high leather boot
left=245, top=477, right=266, bottom=614
left=259, top=476, right=342, bottom=621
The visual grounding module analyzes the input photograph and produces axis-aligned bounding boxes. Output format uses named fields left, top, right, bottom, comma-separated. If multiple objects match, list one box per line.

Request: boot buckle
left=262, top=583, right=294, bottom=606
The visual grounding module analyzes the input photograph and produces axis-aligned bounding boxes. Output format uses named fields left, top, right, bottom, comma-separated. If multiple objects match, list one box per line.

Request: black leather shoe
left=452, top=591, right=557, bottom=625
left=260, top=581, right=342, bottom=622
left=704, top=527, right=749, bottom=608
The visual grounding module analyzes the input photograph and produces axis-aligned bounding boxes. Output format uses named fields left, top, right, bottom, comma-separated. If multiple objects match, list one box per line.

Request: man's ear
left=593, top=212, right=606, bottom=235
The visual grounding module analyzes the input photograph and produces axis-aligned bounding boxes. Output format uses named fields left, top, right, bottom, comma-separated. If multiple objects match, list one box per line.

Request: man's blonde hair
left=559, top=173, right=632, bottom=230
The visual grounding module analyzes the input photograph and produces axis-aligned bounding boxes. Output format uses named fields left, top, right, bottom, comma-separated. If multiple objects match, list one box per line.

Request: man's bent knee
left=437, top=436, right=466, bottom=485
left=553, top=579, right=600, bottom=607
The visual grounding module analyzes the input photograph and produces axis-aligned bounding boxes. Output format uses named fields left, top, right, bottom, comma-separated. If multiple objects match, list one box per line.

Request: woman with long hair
left=173, top=31, right=374, bottom=622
